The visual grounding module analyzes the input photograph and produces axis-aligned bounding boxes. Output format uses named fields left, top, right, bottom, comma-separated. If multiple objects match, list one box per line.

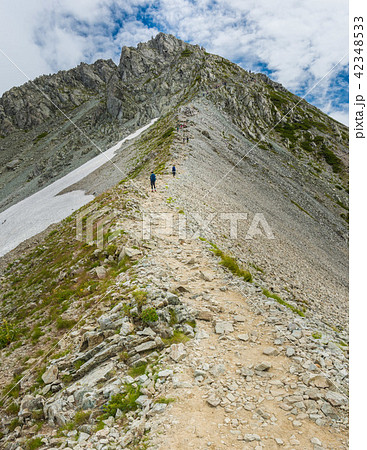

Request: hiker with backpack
left=150, top=171, right=156, bottom=192
left=172, top=165, right=176, bottom=177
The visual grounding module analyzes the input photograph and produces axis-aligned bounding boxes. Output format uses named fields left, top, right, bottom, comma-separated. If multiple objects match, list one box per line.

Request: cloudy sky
left=0, top=0, right=348, bottom=124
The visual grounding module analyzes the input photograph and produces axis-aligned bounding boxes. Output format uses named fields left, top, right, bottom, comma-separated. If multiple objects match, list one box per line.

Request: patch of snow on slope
left=0, top=118, right=158, bottom=257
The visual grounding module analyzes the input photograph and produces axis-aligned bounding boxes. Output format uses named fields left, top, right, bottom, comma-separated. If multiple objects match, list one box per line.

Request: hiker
left=150, top=171, right=156, bottom=192
left=186, top=136, right=189, bottom=143
left=172, top=165, right=176, bottom=177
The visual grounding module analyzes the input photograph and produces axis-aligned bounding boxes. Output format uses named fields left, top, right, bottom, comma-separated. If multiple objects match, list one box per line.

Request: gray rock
left=292, top=329, right=303, bottom=339
left=98, top=312, right=123, bottom=330
left=124, top=247, right=141, bottom=258
left=243, top=434, right=261, bottom=442
left=44, top=399, right=67, bottom=427
left=215, top=320, right=234, bottom=334
left=158, top=369, right=173, bottom=378
left=95, top=266, right=107, bottom=279
left=263, top=346, right=279, bottom=356
left=200, top=270, right=213, bottom=281
left=135, top=338, right=162, bottom=353
left=78, top=432, right=90, bottom=443
left=241, top=367, right=255, bottom=377
left=207, top=395, right=221, bottom=407
left=325, top=391, right=347, bottom=407
left=237, top=333, right=249, bottom=341
left=42, top=365, right=58, bottom=384
left=169, top=343, right=186, bottom=362
left=255, top=362, right=272, bottom=372
left=149, top=402, right=167, bottom=416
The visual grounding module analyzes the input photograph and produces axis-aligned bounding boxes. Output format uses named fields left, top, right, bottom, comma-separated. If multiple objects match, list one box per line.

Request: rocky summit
left=0, top=33, right=348, bottom=449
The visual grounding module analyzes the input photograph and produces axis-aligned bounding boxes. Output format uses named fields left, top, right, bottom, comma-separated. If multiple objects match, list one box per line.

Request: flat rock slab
left=135, top=338, right=163, bottom=353
left=237, top=333, right=249, bottom=341
left=263, top=346, right=279, bottom=356
left=215, top=320, right=234, bottom=334
left=197, top=310, right=213, bottom=321
left=70, top=361, right=115, bottom=390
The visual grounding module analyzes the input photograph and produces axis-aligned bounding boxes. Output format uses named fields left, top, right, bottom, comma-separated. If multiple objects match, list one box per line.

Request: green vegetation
left=59, top=410, right=91, bottom=433
left=6, top=402, right=20, bottom=415
left=128, top=362, right=148, bottom=378
left=0, top=320, right=18, bottom=349
left=33, top=131, right=48, bottom=144
left=300, top=140, right=313, bottom=152
left=155, top=397, right=175, bottom=404
left=31, top=325, right=45, bottom=342
left=312, top=332, right=322, bottom=339
left=290, top=200, right=314, bottom=219
left=132, top=290, right=148, bottom=308
left=161, top=127, right=175, bottom=139
left=210, top=243, right=252, bottom=282
left=168, top=308, right=178, bottom=326
left=249, top=262, right=264, bottom=273
left=336, top=200, right=348, bottom=211
left=262, top=289, right=305, bottom=317
left=340, top=212, right=349, bottom=223
left=2, top=374, right=22, bottom=399
left=162, top=330, right=190, bottom=346
left=140, top=307, right=158, bottom=323
left=101, top=384, right=141, bottom=418
left=9, top=417, right=21, bottom=431
left=268, top=91, right=288, bottom=108
left=56, top=317, right=76, bottom=330
left=26, top=437, right=43, bottom=450
left=181, top=49, right=193, bottom=57
left=319, top=144, right=343, bottom=173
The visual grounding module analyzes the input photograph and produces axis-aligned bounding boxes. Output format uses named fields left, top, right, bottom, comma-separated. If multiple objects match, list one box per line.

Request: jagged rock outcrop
left=0, top=33, right=348, bottom=213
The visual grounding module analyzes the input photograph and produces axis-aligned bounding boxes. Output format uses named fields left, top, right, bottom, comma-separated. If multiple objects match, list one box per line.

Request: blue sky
left=0, top=0, right=349, bottom=125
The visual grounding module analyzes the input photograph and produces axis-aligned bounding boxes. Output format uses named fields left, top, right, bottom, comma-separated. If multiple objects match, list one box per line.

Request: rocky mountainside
left=0, top=33, right=348, bottom=213
left=0, top=33, right=348, bottom=449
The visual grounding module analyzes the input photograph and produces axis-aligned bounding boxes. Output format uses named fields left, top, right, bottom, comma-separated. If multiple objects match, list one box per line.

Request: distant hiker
left=172, top=165, right=176, bottom=177
left=150, top=171, right=156, bottom=192
left=186, top=136, right=189, bottom=143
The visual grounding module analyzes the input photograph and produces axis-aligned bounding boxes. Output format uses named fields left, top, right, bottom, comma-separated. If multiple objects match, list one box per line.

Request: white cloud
left=0, top=0, right=348, bottom=124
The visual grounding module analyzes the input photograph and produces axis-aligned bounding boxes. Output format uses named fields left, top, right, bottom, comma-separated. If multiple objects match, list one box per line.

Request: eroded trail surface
left=130, top=177, right=348, bottom=450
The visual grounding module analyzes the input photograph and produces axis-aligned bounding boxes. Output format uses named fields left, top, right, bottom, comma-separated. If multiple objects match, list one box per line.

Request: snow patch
left=0, top=118, right=158, bottom=257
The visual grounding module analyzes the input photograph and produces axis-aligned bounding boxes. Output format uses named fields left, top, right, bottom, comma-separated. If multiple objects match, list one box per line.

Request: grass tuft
left=262, top=289, right=305, bottom=317
left=209, top=243, right=252, bottom=282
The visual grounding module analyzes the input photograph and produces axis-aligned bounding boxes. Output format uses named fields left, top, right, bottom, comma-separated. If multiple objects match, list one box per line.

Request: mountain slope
left=0, top=33, right=348, bottom=213
left=0, top=33, right=348, bottom=449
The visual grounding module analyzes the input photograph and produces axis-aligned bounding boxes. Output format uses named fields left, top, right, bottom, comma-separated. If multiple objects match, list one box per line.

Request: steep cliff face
left=0, top=33, right=348, bottom=214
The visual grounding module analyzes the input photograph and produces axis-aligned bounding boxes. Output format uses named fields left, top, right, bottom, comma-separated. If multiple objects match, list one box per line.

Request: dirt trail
left=128, top=173, right=348, bottom=449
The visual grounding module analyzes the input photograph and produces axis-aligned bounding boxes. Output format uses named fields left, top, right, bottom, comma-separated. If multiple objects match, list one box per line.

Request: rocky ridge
left=0, top=33, right=348, bottom=449
left=0, top=33, right=348, bottom=213
left=0, top=173, right=348, bottom=449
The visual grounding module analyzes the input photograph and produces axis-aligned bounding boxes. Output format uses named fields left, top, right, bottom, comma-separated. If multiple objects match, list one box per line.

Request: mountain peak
left=118, top=33, right=203, bottom=81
